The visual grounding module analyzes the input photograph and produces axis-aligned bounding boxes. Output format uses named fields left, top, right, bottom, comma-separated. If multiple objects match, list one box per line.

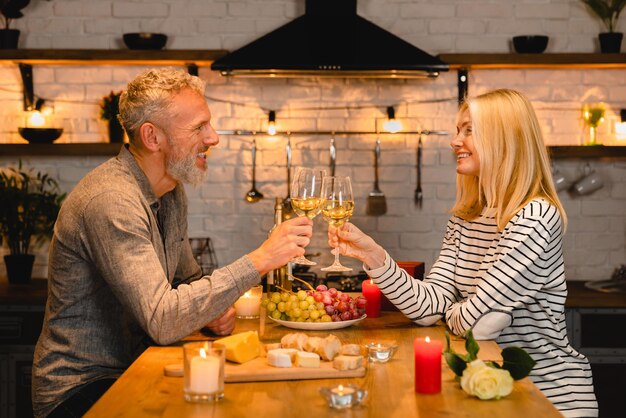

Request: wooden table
left=85, top=312, right=561, bottom=418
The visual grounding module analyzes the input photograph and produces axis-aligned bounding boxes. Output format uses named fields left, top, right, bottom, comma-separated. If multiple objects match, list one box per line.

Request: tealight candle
left=319, top=384, right=367, bottom=409
left=234, top=285, right=263, bottom=318
left=414, top=336, right=442, bottom=394
left=365, top=342, right=398, bottom=363
left=361, top=279, right=381, bottom=318
left=183, top=342, right=225, bottom=402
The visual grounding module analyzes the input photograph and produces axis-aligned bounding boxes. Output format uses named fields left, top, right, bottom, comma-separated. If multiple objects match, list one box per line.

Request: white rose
left=460, top=359, right=514, bottom=400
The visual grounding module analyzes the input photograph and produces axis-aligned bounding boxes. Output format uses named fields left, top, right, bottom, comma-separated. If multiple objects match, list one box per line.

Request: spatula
left=366, top=138, right=387, bottom=216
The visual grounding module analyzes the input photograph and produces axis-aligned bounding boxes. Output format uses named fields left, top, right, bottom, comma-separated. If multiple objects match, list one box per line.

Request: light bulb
left=268, top=110, right=277, bottom=136
left=383, top=106, right=402, bottom=133
left=27, top=111, right=46, bottom=127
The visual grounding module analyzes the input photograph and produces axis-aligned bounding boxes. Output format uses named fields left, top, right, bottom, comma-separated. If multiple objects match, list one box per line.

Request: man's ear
left=138, top=122, right=161, bottom=152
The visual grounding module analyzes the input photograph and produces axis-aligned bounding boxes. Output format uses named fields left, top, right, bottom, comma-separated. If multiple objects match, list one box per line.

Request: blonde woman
left=329, top=89, right=597, bottom=417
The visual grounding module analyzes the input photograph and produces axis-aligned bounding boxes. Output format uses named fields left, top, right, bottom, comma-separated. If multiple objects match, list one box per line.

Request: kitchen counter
left=85, top=312, right=560, bottom=418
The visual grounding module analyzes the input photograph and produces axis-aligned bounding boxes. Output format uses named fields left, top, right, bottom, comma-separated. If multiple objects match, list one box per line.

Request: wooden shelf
left=0, top=143, right=123, bottom=156
left=1, top=144, right=625, bottom=158
left=438, top=53, right=626, bottom=70
left=0, top=49, right=228, bottom=66
left=549, top=145, right=626, bottom=159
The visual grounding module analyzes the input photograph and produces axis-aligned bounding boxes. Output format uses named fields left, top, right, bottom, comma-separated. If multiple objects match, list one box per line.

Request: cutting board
left=225, top=356, right=366, bottom=382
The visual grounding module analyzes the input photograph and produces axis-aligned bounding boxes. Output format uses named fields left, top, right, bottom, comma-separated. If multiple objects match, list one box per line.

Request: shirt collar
left=117, top=144, right=160, bottom=208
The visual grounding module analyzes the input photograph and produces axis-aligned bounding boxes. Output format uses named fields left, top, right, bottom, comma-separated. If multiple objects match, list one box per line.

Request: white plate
left=268, top=315, right=367, bottom=330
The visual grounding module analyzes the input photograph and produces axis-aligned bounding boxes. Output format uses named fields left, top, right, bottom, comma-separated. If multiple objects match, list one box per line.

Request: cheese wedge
left=214, top=331, right=260, bottom=364
left=333, top=355, right=364, bottom=371
left=295, top=351, right=320, bottom=368
left=267, top=348, right=297, bottom=368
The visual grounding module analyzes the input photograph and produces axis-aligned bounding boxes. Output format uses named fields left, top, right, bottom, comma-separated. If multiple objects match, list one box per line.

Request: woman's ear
left=138, top=122, right=161, bottom=152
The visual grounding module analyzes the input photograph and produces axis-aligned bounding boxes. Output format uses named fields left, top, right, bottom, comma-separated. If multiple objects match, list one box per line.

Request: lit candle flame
left=425, top=336, right=431, bottom=343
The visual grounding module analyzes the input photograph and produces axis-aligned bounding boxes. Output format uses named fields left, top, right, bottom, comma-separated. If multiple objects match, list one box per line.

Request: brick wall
left=1, top=0, right=625, bottom=282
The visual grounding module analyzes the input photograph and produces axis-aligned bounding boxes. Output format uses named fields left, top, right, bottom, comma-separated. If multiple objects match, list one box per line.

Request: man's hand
left=247, top=216, right=313, bottom=275
left=205, top=306, right=236, bottom=336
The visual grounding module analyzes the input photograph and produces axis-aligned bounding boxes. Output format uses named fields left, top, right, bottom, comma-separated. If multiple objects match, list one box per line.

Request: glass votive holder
left=319, top=384, right=367, bottom=409
left=364, top=342, right=399, bottom=363
left=234, top=285, right=263, bottom=319
left=183, top=342, right=225, bottom=403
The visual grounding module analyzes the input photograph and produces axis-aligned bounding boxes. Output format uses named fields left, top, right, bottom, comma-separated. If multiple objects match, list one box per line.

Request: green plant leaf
left=444, top=352, right=467, bottom=377
left=464, top=329, right=480, bottom=362
left=501, top=346, right=536, bottom=380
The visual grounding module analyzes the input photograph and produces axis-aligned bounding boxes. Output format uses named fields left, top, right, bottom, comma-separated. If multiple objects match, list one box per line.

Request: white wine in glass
left=290, top=167, right=324, bottom=265
left=321, top=176, right=354, bottom=272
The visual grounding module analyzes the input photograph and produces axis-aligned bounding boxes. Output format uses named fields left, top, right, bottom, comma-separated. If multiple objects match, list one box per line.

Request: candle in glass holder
left=183, top=342, right=225, bottom=402
left=414, top=336, right=442, bottom=394
left=234, top=285, right=263, bottom=318
left=361, top=279, right=381, bottom=318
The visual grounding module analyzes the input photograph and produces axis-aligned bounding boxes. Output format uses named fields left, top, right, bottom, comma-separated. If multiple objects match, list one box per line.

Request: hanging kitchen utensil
left=366, top=138, right=387, bottom=216
left=329, top=134, right=336, bottom=176
left=282, top=136, right=295, bottom=219
left=245, top=138, right=264, bottom=203
left=415, top=135, right=423, bottom=208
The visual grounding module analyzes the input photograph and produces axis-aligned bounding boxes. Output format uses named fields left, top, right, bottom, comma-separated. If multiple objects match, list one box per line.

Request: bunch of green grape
left=261, top=289, right=332, bottom=323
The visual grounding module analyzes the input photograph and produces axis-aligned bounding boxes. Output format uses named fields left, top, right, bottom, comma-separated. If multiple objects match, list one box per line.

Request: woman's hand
left=205, top=306, right=236, bottom=336
left=328, top=222, right=386, bottom=269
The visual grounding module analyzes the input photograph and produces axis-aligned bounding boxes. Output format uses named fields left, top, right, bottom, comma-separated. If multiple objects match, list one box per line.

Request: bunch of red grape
left=312, top=284, right=367, bottom=322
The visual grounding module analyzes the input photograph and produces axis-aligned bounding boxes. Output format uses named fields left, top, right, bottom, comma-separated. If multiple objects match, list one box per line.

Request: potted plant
left=0, top=161, right=65, bottom=283
left=1, top=0, right=53, bottom=49
left=100, top=90, right=125, bottom=143
left=580, top=0, right=626, bottom=53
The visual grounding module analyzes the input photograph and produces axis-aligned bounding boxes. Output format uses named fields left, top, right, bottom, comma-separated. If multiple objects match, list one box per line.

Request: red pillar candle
left=414, top=336, right=442, bottom=394
left=361, top=279, right=381, bottom=318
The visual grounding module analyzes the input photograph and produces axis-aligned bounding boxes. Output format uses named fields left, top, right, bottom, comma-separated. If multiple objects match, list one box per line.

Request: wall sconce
left=383, top=106, right=402, bottom=133
left=267, top=110, right=277, bottom=135
left=616, top=109, right=626, bottom=141
left=19, top=104, right=63, bottom=144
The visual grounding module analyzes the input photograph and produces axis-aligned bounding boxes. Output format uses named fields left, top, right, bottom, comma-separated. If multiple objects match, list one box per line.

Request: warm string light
left=383, top=106, right=402, bottom=133
left=267, top=110, right=277, bottom=135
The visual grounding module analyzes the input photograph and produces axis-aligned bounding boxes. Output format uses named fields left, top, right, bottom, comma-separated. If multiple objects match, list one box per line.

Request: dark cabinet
left=0, top=279, right=47, bottom=418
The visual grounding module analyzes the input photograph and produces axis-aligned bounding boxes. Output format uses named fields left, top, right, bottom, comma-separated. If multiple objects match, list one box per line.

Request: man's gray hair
left=118, top=68, right=206, bottom=143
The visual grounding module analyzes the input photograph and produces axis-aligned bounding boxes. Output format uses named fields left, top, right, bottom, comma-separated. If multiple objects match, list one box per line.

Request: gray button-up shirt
left=32, top=145, right=260, bottom=418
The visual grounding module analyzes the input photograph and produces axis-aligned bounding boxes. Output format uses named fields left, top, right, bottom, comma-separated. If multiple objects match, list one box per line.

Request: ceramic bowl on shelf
left=122, top=33, right=168, bottom=50
left=512, top=35, right=549, bottom=54
left=18, top=127, right=63, bottom=144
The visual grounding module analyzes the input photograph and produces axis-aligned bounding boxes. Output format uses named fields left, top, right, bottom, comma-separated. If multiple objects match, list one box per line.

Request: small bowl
left=319, top=384, right=367, bottom=409
left=123, top=33, right=167, bottom=50
left=364, top=342, right=398, bottom=363
left=18, top=127, right=63, bottom=144
left=512, top=35, right=549, bottom=54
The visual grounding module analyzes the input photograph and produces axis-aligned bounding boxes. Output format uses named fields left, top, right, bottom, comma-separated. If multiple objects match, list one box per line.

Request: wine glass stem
left=333, top=244, right=341, bottom=265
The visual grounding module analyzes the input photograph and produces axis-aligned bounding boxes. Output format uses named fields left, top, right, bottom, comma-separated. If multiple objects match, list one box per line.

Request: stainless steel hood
left=211, top=0, right=448, bottom=79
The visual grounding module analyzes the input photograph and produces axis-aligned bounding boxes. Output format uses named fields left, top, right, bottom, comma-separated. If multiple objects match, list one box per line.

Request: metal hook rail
left=215, top=129, right=449, bottom=137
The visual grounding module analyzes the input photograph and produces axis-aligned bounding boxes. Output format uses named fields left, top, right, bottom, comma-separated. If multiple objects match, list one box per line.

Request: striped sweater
left=366, top=199, right=598, bottom=417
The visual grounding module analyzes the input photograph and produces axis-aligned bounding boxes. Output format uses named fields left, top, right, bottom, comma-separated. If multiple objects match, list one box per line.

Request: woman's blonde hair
left=451, top=89, right=567, bottom=231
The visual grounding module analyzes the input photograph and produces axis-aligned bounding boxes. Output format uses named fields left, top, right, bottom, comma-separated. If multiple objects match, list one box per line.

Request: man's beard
left=166, top=140, right=208, bottom=187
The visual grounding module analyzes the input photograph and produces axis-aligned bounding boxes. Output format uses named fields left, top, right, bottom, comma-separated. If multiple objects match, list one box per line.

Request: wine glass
left=290, top=167, right=325, bottom=265
left=320, top=176, right=354, bottom=272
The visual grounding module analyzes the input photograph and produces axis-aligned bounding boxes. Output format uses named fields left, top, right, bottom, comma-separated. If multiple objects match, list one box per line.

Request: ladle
left=245, top=138, right=264, bottom=203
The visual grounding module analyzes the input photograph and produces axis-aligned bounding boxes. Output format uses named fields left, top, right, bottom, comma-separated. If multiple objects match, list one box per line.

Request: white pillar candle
left=234, top=285, right=262, bottom=318
left=189, top=347, right=220, bottom=394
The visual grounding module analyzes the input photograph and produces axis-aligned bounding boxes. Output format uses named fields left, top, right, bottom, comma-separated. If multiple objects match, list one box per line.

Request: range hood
left=211, top=0, right=448, bottom=79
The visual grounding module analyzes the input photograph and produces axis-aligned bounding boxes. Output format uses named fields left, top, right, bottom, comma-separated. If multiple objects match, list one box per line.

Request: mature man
left=32, top=68, right=313, bottom=418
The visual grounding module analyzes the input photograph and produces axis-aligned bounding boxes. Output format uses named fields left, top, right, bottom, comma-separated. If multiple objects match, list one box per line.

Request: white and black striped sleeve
left=444, top=204, right=561, bottom=339
left=365, top=219, right=462, bottom=325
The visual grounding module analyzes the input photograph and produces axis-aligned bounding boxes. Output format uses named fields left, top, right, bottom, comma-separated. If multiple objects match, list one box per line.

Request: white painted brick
left=113, top=2, right=169, bottom=18
left=54, top=2, right=112, bottom=17
left=515, top=3, right=570, bottom=19
left=400, top=3, right=455, bottom=19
